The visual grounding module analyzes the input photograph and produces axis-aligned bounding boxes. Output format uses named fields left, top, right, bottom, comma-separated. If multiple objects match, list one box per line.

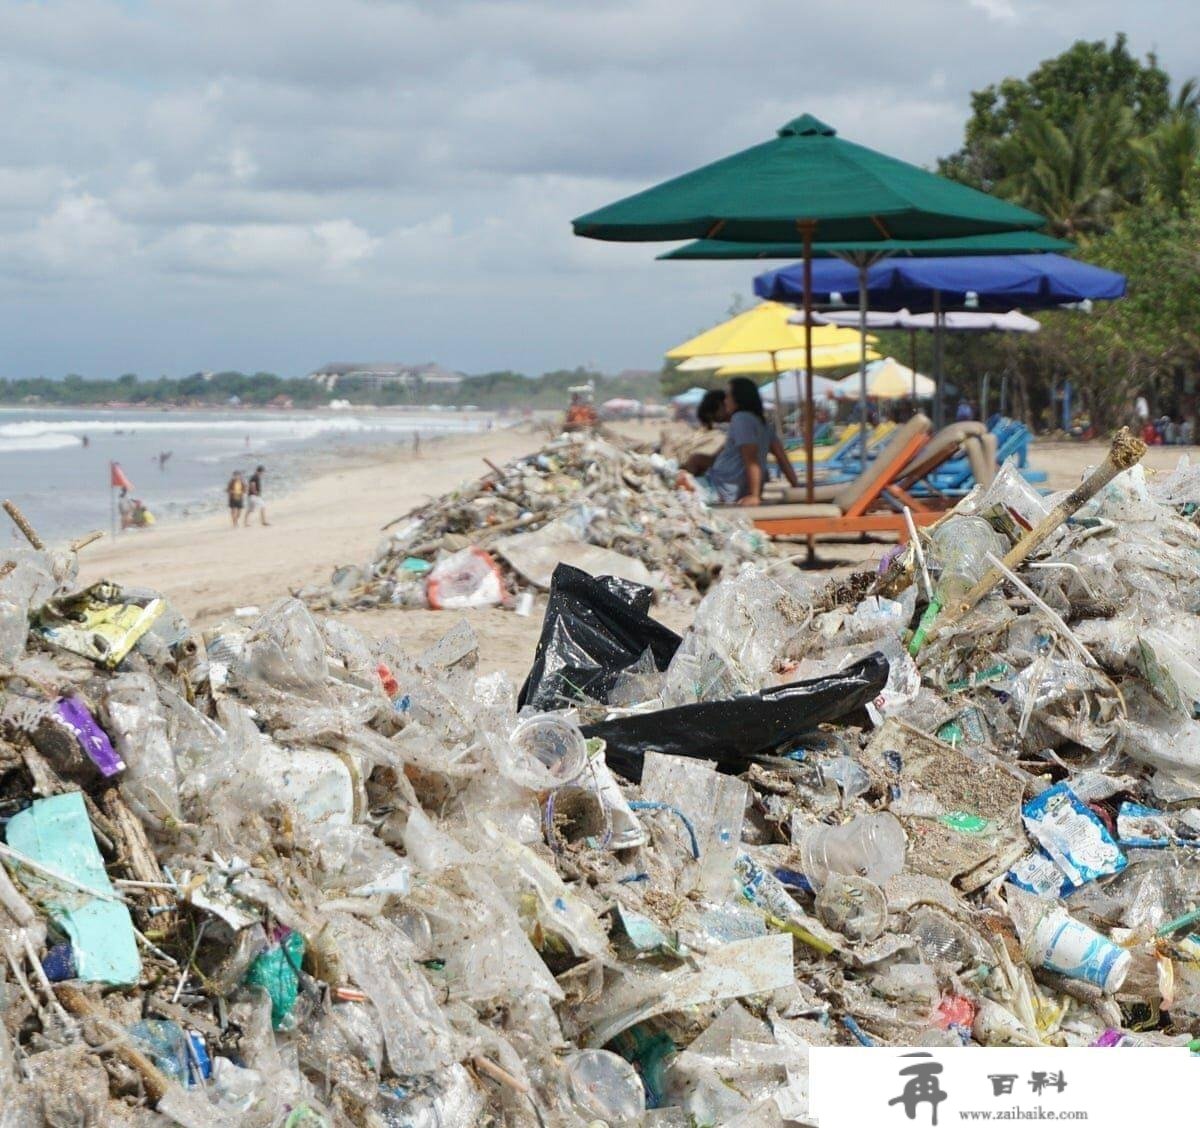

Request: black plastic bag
left=518, top=564, right=682, bottom=711
left=583, top=653, right=889, bottom=782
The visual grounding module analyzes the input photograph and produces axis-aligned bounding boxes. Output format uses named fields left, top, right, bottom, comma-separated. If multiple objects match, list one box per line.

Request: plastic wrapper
left=426, top=546, right=505, bottom=609
left=584, top=653, right=888, bottom=783
left=519, top=563, right=681, bottom=711
left=103, top=672, right=182, bottom=831
left=35, top=582, right=164, bottom=667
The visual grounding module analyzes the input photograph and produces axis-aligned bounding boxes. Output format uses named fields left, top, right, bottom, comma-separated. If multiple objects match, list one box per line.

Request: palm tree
left=997, top=99, right=1137, bottom=237
left=1132, top=79, right=1200, bottom=211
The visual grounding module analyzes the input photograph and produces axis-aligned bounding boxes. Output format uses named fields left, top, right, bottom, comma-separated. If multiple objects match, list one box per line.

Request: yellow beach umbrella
left=666, top=301, right=874, bottom=418
left=714, top=340, right=878, bottom=375
left=836, top=357, right=936, bottom=400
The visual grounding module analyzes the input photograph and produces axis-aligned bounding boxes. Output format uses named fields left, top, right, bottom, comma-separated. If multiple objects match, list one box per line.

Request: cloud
left=0, top=1, right=1192, bottom=377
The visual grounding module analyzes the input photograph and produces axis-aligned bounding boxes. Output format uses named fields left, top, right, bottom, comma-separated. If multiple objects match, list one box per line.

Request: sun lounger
left=752, top=415, right=945, bottom=537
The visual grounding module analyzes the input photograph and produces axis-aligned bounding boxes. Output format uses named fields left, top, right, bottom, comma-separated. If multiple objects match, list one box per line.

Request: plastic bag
left=103, top=672, right=181, bottom=831
left=426, top=546, right=505, bottom=610
left=519, top=564, right=681, bottom=711
left=584, top=653, right=888, bottom=783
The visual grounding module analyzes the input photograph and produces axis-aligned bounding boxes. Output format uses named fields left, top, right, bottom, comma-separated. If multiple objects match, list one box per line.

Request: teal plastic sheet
left=5, top=792, right=141, bottom=985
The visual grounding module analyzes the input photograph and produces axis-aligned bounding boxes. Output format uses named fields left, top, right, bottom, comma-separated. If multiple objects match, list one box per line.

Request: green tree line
left=935, top=33, right=1200, bottom=431
left=0, top=366, right=655, bottom=410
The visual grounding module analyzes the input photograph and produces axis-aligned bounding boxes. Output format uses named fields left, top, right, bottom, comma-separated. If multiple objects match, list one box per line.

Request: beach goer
left=157, top=451, right=172, bottom=470
left=118, top=488, right=134, bottom=531
left=700, top=378, right=799, bottom=506
left=956, top=399, right=974, bottom=422
left=227, top=471, right=246, bottom=527
left=246, top=465, right=269, bottom=526
left=81, top=435, right=89, bottom=448
left=681, top=390, right=730, bottom=477
left=1134, top=392, right=1150, bottom=430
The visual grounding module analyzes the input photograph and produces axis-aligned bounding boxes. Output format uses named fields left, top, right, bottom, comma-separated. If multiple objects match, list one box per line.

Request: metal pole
left=802, top=222, right=815, bottom=505
left=858, top=264, right=869, bottom=473
left=932, top=291, right=944, bottom=428
left=909, top=329, right=918, bottom=410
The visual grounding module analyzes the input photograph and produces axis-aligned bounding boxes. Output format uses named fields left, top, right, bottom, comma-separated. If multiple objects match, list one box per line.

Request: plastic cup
left=1026, top=909, right=1130, bottom=994
left=563, top=1049, right=646, bottom=1123
left=799, top=811, right=907, bottom=888
left=509, top=713, right=588, bottom=785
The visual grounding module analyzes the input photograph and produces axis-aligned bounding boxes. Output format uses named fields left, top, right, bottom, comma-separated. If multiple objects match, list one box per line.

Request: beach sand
left=75, top=426, right=1197, bottom=682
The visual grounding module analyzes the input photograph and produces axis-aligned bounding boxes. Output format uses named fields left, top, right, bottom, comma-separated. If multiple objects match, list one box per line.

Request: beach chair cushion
left=831, top=414, right=931, bottom=513
left=749, top=502, right=843, bottom=521
left=899, top=421, right=985, bottom=484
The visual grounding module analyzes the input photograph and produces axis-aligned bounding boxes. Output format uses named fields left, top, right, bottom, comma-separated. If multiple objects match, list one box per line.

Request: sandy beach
left=75, top=426, right=1199, bottom=681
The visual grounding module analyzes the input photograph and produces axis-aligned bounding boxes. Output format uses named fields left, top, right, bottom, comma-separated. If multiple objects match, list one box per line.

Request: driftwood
left=54, top=984, right=172, bottom=1104
left=103, top=789, right=179, bottom=936
left=923, top=427, right=1147, bottom=647
left=2, top=499, right=43, bottom=550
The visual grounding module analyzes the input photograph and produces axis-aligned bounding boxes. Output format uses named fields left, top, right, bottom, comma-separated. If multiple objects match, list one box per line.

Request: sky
left=0, top=0, right=1196, bottom=380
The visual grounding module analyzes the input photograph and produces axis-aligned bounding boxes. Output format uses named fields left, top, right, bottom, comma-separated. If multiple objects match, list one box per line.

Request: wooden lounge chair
left=752, top=414, right=946, bottom=538
left=895, top=421, right=996, bottom=495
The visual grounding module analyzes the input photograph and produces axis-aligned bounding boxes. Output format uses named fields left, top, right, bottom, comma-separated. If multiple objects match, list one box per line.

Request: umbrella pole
left=933, top=290, right=944, bottom=428
left=909, top=329, right=918, bottom=410
left=802, top=221, right=816, bottom=563
left=857, top=266, right=870, bottom=472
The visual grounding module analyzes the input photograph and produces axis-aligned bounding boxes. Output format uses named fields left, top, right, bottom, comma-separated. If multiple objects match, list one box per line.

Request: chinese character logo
left=1029, top=1071, right=1067, bottom=1095
left=889, top=1052, right=948, bottom=1125
left=988, top=1074, right=1018, bottom=1096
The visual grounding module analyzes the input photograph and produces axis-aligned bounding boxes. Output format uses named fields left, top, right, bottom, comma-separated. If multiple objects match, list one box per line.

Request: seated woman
left=701, top=378, right=799, bottom=506
left=680, top=389, right=730, bottom=477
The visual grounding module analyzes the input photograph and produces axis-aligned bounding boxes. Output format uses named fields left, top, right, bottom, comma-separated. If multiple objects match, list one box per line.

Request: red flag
left=110, top=461, right=134, bottom=491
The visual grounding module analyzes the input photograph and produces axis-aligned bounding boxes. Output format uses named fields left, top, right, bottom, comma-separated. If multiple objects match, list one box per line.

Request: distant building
left=308, top=362, right=463, bottom=391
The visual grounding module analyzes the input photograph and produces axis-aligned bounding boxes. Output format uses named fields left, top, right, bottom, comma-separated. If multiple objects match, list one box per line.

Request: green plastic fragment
left=245, top=929, right=305, bottom=1029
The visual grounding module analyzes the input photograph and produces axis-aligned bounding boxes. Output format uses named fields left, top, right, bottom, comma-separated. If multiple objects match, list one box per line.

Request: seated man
left=680, top=389, right=730, bottom=476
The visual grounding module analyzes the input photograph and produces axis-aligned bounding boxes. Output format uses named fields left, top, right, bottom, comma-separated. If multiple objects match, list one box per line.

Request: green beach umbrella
left=656, top=231, right=1072, bottom=260
left=572, top=114, right=1049, bottom=507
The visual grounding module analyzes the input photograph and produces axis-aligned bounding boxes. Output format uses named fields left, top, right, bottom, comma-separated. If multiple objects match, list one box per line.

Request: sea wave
left=0, top=413, right=485, bottom=440
left=0, top=433, right=85, bottom=454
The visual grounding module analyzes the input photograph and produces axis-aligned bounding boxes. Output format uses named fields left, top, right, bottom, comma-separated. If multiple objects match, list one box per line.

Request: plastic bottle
left=1025, top=908, right=1131, bottom=994
left=563, top=1049, right=647, bottom=1124
left=798, top=811, right=907, bottom=888
left=929, top=516, right=1007, bottom=603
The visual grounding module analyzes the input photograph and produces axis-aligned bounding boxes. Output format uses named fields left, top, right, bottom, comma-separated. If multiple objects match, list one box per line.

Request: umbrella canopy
left=711, top=343, right=878, bottom=374
left=573, top=115, right=1045, bottom=243
left=668, top=300, right=874, bottom=377
left=815, top=309, right=1041, bottom=333
left=658, top=231, right=1071, bottom=260
left=671, top=386, right=711, bottom=406
left=755, top=254, right=1125, bottom=312
left=836, top=358, right=936, bottom=400
left=760, top=372, right=845, bottom=405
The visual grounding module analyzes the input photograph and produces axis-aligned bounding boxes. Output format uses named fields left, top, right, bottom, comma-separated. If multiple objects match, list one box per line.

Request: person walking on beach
left=246, top=465, right=269, bottom=527
left=226, top=470, right=246, bottom=527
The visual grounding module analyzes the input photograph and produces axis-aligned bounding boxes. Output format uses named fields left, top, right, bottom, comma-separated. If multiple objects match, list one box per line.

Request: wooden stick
left=104, top=789, right=180, bottom=935
left=55, top=984, right=172, bottom=1103
left=69, top=530, right=105, bottom=552
left=2, top=499, right=43, bottom=550
left=923, top=427, right=1146, bottom=647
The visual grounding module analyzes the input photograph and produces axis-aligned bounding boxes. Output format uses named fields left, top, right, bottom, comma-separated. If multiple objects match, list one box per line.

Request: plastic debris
left=306, top=430, right=775, bottom=612
left=7, top=429, right=1200, bottom=1123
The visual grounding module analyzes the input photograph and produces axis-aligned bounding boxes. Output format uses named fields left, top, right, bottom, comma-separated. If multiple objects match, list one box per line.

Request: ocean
left=0, top=406, right=489, bottom=543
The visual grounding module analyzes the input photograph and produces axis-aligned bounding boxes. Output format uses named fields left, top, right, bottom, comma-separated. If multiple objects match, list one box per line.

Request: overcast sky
left=0, top=1, right=1195, bottom=380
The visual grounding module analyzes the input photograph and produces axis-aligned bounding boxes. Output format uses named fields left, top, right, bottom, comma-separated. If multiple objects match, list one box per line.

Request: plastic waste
left=585, top=654, right=889, bottom=783
left=928, top=516, right=1007, bottom=603
left=425, top=546, right=505, bottom=609
left=798, top=812, right=907, bottom=888
left=4, top=791, right=140, bottom=985
left=244, top=928, right=306, bottom=1030
left=563, top=1049, right=647, bottom=1123
left=519, top=564, right=681, bottom=711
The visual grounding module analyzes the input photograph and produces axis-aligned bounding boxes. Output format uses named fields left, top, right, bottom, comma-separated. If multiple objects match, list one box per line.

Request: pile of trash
left=6, top=428, right=1200, bottom=1125
left=305, top=432, right=772, bottom=613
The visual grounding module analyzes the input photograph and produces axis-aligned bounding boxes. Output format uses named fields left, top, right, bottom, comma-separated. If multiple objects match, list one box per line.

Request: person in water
left=227, top=470, right=246, bottom=527
left=700, top=377, right=799, bottom=506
